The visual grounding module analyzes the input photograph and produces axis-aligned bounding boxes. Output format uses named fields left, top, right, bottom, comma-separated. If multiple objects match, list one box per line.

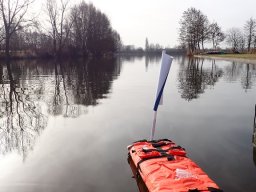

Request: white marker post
left=150, top=50, right=173, bottom=141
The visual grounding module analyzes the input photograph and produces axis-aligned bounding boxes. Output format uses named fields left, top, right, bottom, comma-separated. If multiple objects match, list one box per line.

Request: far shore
left=194, top=54, right=256, bottom=64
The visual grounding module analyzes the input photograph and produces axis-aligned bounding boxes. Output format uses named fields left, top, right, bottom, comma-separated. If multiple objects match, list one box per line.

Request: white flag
left=153, top=50, right=173, bottom=111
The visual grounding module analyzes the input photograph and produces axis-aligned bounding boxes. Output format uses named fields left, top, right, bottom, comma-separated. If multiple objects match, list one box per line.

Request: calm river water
left=0, top=56, right=256, bottom=192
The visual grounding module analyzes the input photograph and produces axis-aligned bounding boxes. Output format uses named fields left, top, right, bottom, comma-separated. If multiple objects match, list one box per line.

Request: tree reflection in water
left=0, top=58, right=121, bottom=160
left=224, top=62, right=256, bottom=91
left=145, top=54, right=162, bottom=71
left=178, top=58, right=223, bottom=101
left=253, top=105, right=256, bottom=166
left=0, top=60, right=47, bottom=161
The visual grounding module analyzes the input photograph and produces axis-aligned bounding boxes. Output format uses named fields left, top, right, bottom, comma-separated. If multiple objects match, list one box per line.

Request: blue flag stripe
left=153, top=75, right=169, bottom=111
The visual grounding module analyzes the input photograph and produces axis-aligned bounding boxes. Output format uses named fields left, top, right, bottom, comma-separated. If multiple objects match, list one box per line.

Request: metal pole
left=150, top=111, right=158, bottom=141
left=254, top=104, right=256, bottom=128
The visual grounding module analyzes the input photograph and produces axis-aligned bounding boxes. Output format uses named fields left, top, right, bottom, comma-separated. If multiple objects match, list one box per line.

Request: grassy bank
left=194, top=53, right=256, bottom=64
left=203, top=53, right=256, bottom=60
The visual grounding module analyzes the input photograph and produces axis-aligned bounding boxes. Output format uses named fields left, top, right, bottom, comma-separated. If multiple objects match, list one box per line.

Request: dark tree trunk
left=53, top=38, right=57, bottom=57
left=5, top=36, right=10, bottom=59
left=0, top=63, right=3, bottom=84
left=248, top=38, right=251, bottom=52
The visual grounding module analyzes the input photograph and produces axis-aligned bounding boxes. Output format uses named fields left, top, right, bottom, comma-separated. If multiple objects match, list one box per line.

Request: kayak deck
left=127, top=139, right=222, bottom=192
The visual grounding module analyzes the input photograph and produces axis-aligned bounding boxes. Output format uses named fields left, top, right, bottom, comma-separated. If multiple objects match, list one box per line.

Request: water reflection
left=120, top=54, right=144, bottom=63
left=144, top=54, right=186, bottom=71
left=0, top=60, right=47, bottom=160
left=0, top=58, right=121, bottom=159
left=224, top=62, right=256, bottom=91
left=47, top=59, right=121, bottom=116
left=253, top=105, right=256, bottom=166
left=145, top=54, right=162, bottom=71
left=0, top=56, right=256, bottom=191
left=178, top=58, right=223, bottom=101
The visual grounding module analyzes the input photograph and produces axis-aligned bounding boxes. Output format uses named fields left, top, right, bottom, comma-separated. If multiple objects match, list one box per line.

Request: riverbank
left=194, top=54, right=256, bottom=64
left=0, top=50, right=117, bottom=60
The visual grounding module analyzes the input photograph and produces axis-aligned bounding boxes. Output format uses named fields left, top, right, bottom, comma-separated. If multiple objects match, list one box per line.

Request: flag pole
left=150, top=111, right=157, bottom=141
left=149, top=50, right=173, bottom=141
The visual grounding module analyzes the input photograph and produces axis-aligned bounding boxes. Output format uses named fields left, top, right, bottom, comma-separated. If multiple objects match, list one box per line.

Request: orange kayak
left=127, top=139, right=222, bottom=192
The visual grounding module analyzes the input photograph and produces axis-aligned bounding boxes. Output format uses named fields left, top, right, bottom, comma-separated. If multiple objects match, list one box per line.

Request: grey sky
left=35, top=0, right=256, bottom=48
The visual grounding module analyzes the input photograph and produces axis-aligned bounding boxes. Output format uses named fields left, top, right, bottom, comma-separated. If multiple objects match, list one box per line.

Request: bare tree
left=145, top=38, right=149, bottom=52
left=209, top=22, right=225, bottom=50
left=198, top=14, right=209, bottom=51
left=238, top=33, right=246, bottom=52
left=244, top=17, right=256, bottom=52
left=112, top=30, right=122, bottom=52
left=69, top=2, right=120, bottom=57
left=0, top=0, right=119, bottom=59
left=226, top=28, right=243, bottom=52
left=46, top=0, right=57, bottom=56
left=70, top=1, right=89, bottom=56
left=179, top=8, right=209, bottom=54
left=0, top=0, right=34, bottom=58
left=254, top=36, right=256, bottom=50
left=46, top=0, right=69, bottom=57
left=58, top=0, right=69, bottom=55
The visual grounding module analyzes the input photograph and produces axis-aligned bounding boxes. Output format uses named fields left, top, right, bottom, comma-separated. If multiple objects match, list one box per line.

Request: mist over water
left=0, top=56, right=255, bottom=192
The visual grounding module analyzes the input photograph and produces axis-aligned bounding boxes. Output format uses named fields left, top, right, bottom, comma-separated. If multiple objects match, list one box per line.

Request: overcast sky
left=34, top=0, right=256, bottom=48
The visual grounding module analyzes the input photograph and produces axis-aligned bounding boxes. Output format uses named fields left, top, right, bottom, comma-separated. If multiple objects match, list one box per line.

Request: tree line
left=179, top=7, right=256, bottom=54
left=0, top=0, right=122, bottom=59
left=226, top=18, right=256, bottom=53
